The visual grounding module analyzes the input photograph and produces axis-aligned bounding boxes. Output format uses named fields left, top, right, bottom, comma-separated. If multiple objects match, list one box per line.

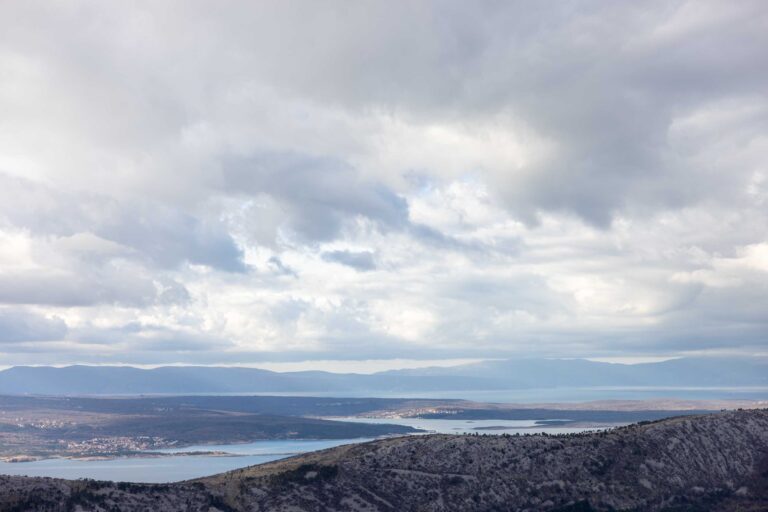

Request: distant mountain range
left=0, top=357, right=766, bottom=395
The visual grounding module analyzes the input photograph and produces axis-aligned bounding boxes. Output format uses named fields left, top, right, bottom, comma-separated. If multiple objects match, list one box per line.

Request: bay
left=0, top=438, right=368, bottom=483
left=0, top=419, right=608, bottom=483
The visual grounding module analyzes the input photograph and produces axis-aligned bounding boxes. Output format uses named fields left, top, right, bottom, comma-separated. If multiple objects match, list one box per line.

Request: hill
left=2, top=409, right=768, bottom=510
left=0, top=395, right=424, bottom=461
left=1, top=357, right=767, bottom=395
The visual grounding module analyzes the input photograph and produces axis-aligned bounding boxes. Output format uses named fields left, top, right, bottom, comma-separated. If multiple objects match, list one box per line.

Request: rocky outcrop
left=2, top=409, right=768, bottom=511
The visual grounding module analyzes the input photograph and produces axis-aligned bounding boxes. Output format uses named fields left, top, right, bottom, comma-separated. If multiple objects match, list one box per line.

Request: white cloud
left=0, top=1, right=766, bottom=365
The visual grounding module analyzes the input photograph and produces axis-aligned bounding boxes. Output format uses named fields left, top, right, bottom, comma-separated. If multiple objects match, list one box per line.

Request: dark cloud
left=222, top=152, right=409, bottom=241
left=267, top=256, right=297, bottom=277
left=0, top=174, right=114, bottom=237
left=322, top=250, right=376, bottom=271
left=0, top=269, right=159, bottom=307
left=0, top=174, right=245, bottom=272
left=0, top=308, right=67, bottom=343
left=70, top=322, right=234, bottom=352
left=199, top=1, right=768, bottom=225
left=99, top=203, right=246, bottom=272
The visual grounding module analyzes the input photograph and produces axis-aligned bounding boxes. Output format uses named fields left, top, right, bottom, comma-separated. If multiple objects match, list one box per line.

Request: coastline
left=1, top=450, right=238, bottom=464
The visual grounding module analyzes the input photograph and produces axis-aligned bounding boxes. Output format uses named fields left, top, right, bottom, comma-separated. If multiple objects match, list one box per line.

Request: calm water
left=0, top=438, right=368, bottom=483
left=0, top=418, right=608, bottom=483
left=332, top=417, right=608, bottom=435
left=149, top=386, right=768, bottom=402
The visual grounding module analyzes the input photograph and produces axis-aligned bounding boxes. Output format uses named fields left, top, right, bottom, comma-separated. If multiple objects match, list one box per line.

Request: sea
left=0, top=417, right=610, bottom=483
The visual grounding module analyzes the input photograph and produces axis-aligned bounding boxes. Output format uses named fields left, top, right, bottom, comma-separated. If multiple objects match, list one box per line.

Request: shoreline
left=0, top=450, right=238, bottom=464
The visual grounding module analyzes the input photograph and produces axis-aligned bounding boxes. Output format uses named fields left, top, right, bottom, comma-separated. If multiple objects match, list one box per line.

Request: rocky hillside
left=2, top=409, right=768, bottom=511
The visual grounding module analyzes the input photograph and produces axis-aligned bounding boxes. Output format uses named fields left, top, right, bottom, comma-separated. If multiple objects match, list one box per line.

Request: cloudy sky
left=0, top=1, right=766, bottom=369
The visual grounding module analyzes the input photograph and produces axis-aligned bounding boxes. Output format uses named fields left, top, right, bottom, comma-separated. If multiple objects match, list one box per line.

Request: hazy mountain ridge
left=0, top=365, right=496, bottom=395
left=384, top=357, right=768, bottom=387
left=2, top=409, right=768, bottom=511
left=2, top=357, right=767, bottom=395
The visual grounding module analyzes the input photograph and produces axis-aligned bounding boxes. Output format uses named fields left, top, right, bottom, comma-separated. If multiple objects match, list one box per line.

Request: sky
left=0, top=1, right=767, bottom=370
